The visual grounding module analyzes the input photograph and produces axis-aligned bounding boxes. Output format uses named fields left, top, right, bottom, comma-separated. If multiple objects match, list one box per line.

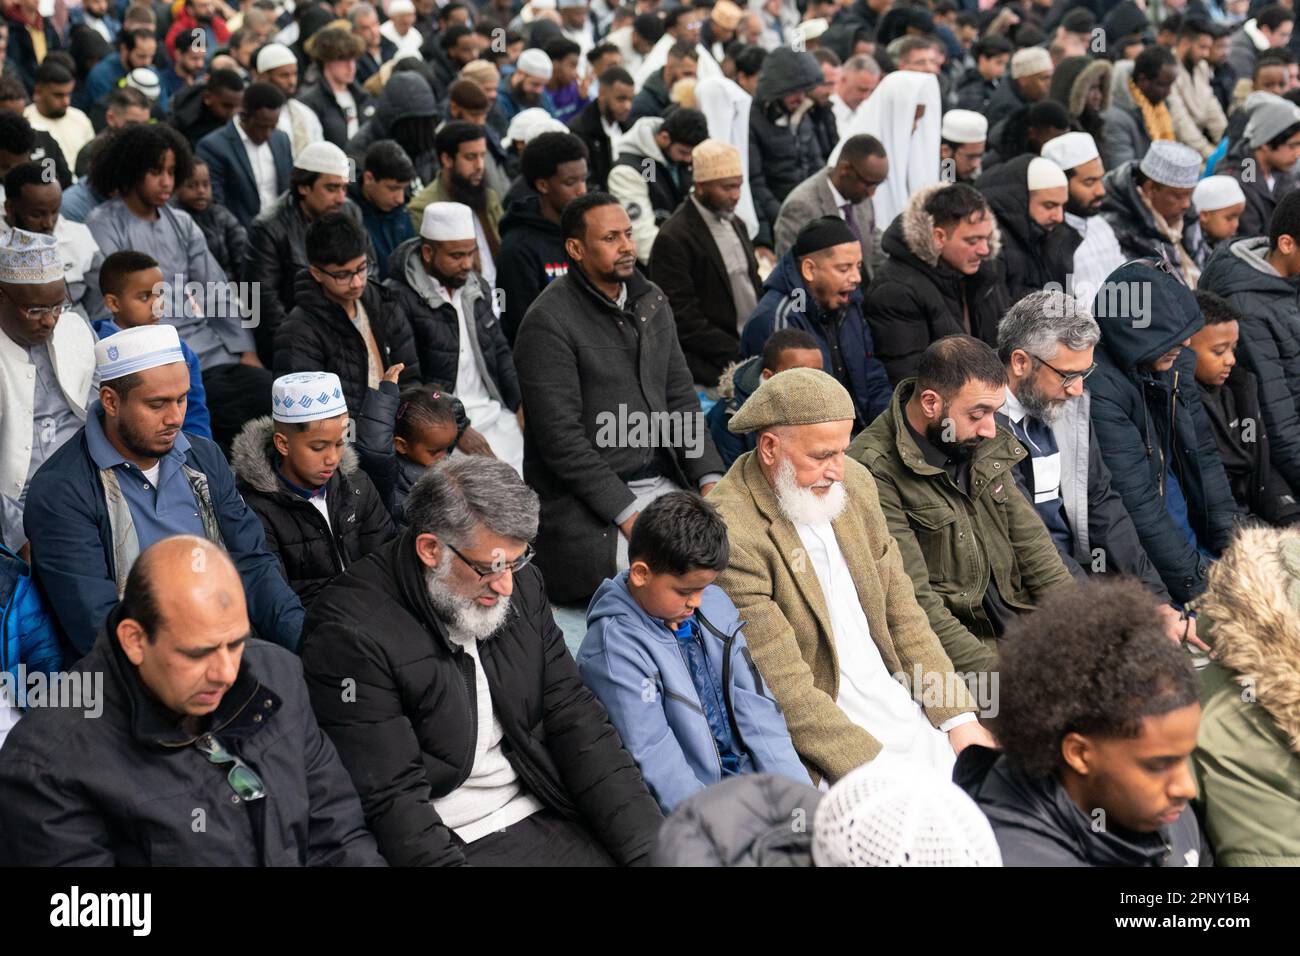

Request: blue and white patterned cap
left=0, top=227, right=63, bottom=284
left=94, top=325, right=184, bottom=384
left=272, top=371, right=347, bottom=423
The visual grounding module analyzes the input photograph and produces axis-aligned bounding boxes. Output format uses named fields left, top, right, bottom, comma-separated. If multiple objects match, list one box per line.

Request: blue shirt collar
left=275, top=462, right=326, bottom=500
left=85, top=401, right=191, bottom=471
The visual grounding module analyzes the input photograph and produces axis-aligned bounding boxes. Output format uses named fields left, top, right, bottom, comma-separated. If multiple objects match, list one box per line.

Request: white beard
left=424, top=560, right=513, bottom=642
left=773, top=457, right=847, bottom=526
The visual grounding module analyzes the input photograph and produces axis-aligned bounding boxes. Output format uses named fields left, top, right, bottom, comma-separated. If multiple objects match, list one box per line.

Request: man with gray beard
left=996, top=290, right=1199, bottom=648
left=300, top=456, right=663, bottom=866
left=708, top=368, right=994, bottom=785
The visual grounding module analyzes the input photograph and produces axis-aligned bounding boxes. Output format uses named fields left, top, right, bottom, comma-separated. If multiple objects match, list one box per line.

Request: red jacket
left=164, top=10, right=229, bottom=58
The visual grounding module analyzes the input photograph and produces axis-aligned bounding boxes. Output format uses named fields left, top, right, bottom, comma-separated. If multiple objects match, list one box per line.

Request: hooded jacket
left=495, top=193, right=570, bottom=343
left=577, top=574, right=810, bottom=814
left=956, top=746, right=1209, bottom=867
left=346, top=73, right=440, bottom=187
left=748, top=47, right=825, bottom=245
left=977, top=155, right=1084, bottom=303
left=1199, top=237, right=1300, bottom=492
left=230, top=417, right=397, bottom=608
left=0, top=631, right=385, bottom=866
left=705, top=356, right=765, bottom=469
left=300, top=532, right=665, bottom=866
left=384, top=237, right=520, bottom=411
left=1048, top=56, right=1112, bottom=151
left=1192, top=526, right=1300, bottom=865
left=1100, top=160, right=1185, bottom=266
left=739, top=249, right=892, bottom=428
left=866, top=183, right=1012, bottom=383
left=1088, top=262, right=1241, bottom=604
left=272, top=272, right=422, bottom=418
left=607, top=116, right=694, bottom=265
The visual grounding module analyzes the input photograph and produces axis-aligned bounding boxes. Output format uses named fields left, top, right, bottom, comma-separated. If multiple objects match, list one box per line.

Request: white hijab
left=831, top=71, right=941, bottom=231
left=633, top=34, right=724, bottom=90
left=694, top=76, right=759, bottom=240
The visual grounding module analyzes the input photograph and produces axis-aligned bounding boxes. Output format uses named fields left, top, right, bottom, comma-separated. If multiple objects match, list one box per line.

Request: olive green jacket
left=848, top=380, right=1073, bottom=675
left=710, top=450, right=976, bottom=784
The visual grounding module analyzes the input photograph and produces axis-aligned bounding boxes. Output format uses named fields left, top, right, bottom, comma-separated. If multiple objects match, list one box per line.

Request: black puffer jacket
left=977, top=155, right=1083, bottom=302
left=651, top=774, right=823, bottom=867
left=384, top=237, right=521, bottom=410
left=296, top=80, right=376, bottom=149
left=865, top=183, right=1011, bottom=383
left=272, top=272, right=422, bottom=417
left=189, top=201, right=248, bottom=278
left=345, top=73, right=440, bottom=187
left=231, top=417, right=397, bottom=608
left=0, top=628, right=385, bottom=866
left=300, top=531, right=665, bottom=866
left=749, top=47, right=825, bottom=245
left=1100, top=160, right=1184, bottom=264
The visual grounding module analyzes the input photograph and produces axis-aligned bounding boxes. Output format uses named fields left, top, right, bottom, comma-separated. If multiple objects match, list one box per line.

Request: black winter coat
left=273, top=272, right=422, bottom=417
left=955, top=70, right=998, bottom=112
left=984, top=75, right=1029, bottom=127
left=383, top=237, right=521, bottom=410
left=1088, top=261, right=1241, bottom=604
left=231, top=417, right=397, bottom=608
left=189, top=201, right=248, bottom=278
left=568, top=98, right=627, bottom=191
left=1215, top=149, right=1297, bottom=240
left=300, top=532, right=665, bottom=866
left=1100, top=160, right=1184, bottom=265
left=978, top=155, right=1082, bottom=303
left=865, top=186, right=1012, bottom=383
left=295, top=80, right=375, bottom=149
left=514, top=266, right=725, bottom=603
left=495, top=193, right=571, bottom=343
left=748, top=47, right=826, bottom=245
left=0, top=629, right=385, bottom=866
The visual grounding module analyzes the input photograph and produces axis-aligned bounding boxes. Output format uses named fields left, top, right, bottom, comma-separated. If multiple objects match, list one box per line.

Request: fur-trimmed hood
left=1052, top=57, right=1113, bottom=119
left=1195, top=525, right=1300, bottom=754
left=897, top=182, right=1003, bottom=268
left=230, top=416, right=360, bottom=497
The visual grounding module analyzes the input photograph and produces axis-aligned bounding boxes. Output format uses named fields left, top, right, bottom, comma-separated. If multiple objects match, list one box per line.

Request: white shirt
left=440, top=281, right=497, bottom=417
left=1063, top=211, right=1125, bottom=303
left=380, top=19, right=424, bottom=57
left=23, top=104, right=95, bottom=179
left=334, top=88, right=361, bottom=140
left=830, top=93, right=859, bottom=131
left=277, top=99, right=325, bottom=161
left=309, top=489, right=330, bottom=527
left=1001, top=387, right=1062, bottom=507
left=141, top=461, right=161, bottom=487
left=236, top=119, right=280, bottom=213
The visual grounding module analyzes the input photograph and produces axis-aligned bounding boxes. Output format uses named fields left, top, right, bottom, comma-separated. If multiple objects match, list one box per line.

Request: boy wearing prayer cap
left=1041, top=131, right=1126, bottom=298
left=1214, top=98, right=1300, bottom=239
left=0, top=227, right=97, bottom=552
left=1100, top=139, right=1203, bottom=283
left=1188, top=175, right=1247, bottom=267
left=24, top=323, right=306, bottom=657
left=939, top=109, right=987, bottom=184
left=230, top=371, right=396, bottom=607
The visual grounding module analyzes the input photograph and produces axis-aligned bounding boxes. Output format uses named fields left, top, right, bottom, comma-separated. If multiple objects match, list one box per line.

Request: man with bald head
left=708, top=368, right=996, bottom=785
left=0, top=536, right=384, bottom=866
left=24, top=325, right=304, bottom=658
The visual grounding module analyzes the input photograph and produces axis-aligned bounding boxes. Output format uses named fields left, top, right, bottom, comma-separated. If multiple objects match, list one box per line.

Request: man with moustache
left=1041, top=133, right=1125, bottom=303
left=708, top=367, right=996, bottom=784
left=300, top=456, right=664, bottom=866
left=0, top=536, right=384, bottom=867
left=23, top=325, right=304, bottom=658
left=848, top=336, right=1075, bottom=676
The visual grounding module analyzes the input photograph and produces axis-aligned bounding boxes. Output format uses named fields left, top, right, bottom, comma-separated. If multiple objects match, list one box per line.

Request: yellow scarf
left=1129, top=79, right=1175, bottom=143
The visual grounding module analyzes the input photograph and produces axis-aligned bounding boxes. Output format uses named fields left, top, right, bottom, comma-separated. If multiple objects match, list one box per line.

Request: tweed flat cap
left=729, top=367, right=855, bottom=433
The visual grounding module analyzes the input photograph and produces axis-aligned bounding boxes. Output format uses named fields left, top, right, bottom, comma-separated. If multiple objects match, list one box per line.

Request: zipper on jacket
left=672, top=638, right=723, bottom=774
left=696, top=609, right=751, bottom=758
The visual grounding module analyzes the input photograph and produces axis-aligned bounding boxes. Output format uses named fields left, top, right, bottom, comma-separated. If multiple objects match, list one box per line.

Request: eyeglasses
left=321, top=262, right=369, bottom=283
left=447, top=542, right=535, bottom=580
left=1034, top=354, right=1097, bottom=388
left=0, top=289, right=73, bottom=321
left=196, top=734, right=267, bottom=802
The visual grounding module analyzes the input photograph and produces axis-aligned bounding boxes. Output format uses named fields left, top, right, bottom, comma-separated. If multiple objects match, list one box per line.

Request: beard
left=117, top=413, right=177, bottom=460
left=515, top=87, right=542, bottom=108
left=1066, top=194, right=1101, bottom=218
left=1013, top=376, right=1068, bottom=424
left=424, top=560, right=513, bottom=642
left=448, top=171, right=486, bottom=212
left=925, top=406, right=985, bottom=461
left=773, top=457, right=847, bottom=526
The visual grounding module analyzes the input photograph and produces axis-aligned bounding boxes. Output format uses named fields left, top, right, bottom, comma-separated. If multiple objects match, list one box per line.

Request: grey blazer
left=772, top=169, right=884, bottom=280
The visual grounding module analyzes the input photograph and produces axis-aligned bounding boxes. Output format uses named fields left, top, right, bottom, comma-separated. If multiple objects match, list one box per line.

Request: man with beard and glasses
left=849, top=336, right=1074, bottom=676
left=23, top=324, right=304, bottom=659
left=708, top=367, right=995, bottom=783
left=300, top=456, right=664, bottom=866
left=408, top=121, right=503, bottom=288
left=1041, top=133, right=1124, bottom=304
left=996, top=291, right=1201, bottom=648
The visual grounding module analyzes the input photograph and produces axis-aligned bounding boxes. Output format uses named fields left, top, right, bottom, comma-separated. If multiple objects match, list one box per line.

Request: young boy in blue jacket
left=577, top=491, right=809, bottom=813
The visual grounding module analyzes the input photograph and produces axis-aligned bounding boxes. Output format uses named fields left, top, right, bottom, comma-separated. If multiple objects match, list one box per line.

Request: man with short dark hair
left=301, top=456, right=664, bottom=866
left=171, top=67, right=246, bottom=146
left=196, top=81, right=292, bottom=228
left=1215, top=99, right=1300, bottom=238
left=567, top=65, right=633, bottom=191
left=161, top=26, right=208, bottom=99
left=1226, top=3, right=1294, bottom=82
left=514, top=193, right=724, bottom=603
left=1171, top=18, right=1228, bottom=161
left=23, top=61, right=94, bottom=177
left=81, top=27, right=158, bottom=111
left=631, top=40, right=697, bottom=121
left=296, top=25, right=374, bottom=149
left=355, top=139, right=416, bottom=280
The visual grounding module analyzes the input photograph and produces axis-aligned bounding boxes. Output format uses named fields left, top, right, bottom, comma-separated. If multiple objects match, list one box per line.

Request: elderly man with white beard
left=300, top=456, right=663, bottom=866
left=708, top=368, right=996, bottom=785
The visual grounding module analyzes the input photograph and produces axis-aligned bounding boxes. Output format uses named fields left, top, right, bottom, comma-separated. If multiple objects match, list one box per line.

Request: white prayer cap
left=388, top=0, right=415, bottom=15
left=940, top=109, right=986, bottom=144
left=256, top=42, right=298, bottom=74
left=1193, top=175, right=1247, bottom=212
left=504, top=107, right=567, bottom=147
left=272, top=371, right=348, bottom=423
left=798, top=17, right=829, bottom=42
left=0, top=228, right=63, bottom=284
left=94, top=325, right=184, bottom=383
left=812, top=761, right=1003, bottom=868
left=1040, top=131, right=1099, bottom=172
left=294, top=141, right=351, bottom=178
left=516, top=48, right=554, bottom=81
left=1027, top=156, right=1068, bottom=191
left=1010, top=46, right=1052, bottom=79
left=420, top=202, right=476, bottom=242
left=126, top=67, right=161, bottom=101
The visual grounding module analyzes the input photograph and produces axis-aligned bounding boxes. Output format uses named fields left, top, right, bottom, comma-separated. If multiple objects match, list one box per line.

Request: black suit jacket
left=197, top=120, right=294, bottom=228
left=568, top=99, right=627, bottom=192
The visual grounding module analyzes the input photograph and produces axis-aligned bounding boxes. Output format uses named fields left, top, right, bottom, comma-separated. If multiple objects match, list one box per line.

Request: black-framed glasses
left=447, top=542, right=535, bottom=580
left=196, top=734, right=266, bottom=802
left=321, top=262, right=369, bottom=283
left=1034, top=354, right=1097, bottom=388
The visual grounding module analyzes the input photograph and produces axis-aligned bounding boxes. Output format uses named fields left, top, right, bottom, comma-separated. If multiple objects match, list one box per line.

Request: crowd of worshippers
left=1, top=0, right=1300, bottom=870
